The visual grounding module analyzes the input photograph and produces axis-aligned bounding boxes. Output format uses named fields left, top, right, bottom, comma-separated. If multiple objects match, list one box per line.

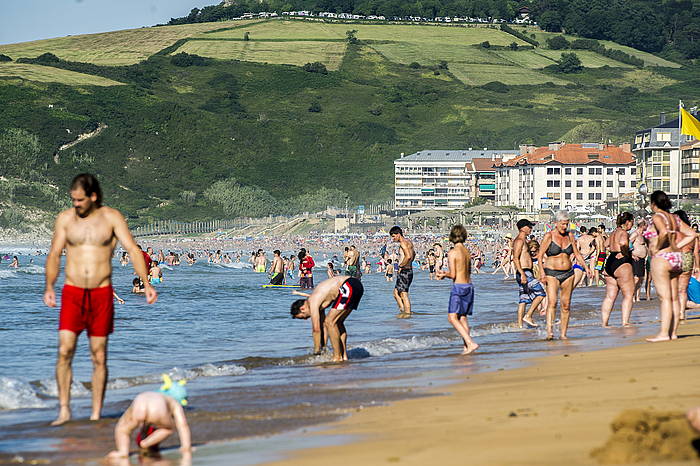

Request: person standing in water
left=44, top=174, right=157, bottom=426
left=390, top=226, right=416, bottom=315
left=537, top=211, right=591, bottom=340
left=437, top=225, right=479, bottom=354
left=512, top=219, right=546, bottom=328
left=600, top=212, right=635, bottom=327
left=268, top=250, right=285, bottom=285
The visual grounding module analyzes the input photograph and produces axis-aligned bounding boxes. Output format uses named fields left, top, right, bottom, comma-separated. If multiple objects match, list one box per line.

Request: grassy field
left=448, top=63, right=568, bottom=85
left=0, top=20, right=257, bottom=65
left=535, top=49, right=634, bottom=68
left=204, top=20, right=528, bottom=46
left=177, top=40, right=347, bottom=69
left=492, top=50, right=557, bottom=68
left=371, top=42, right=509, bottom=65
left=512, top=26, right=681, bottom=68
left=0, top=63, right=124, bottom=86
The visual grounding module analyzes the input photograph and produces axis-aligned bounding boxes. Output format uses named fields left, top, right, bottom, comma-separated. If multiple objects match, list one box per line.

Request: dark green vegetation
left=168, top=0, right=700, bottom=59
left=0, top=18, right=699, bottom=224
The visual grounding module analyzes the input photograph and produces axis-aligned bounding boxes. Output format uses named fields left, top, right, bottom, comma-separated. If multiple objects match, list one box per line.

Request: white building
left=494, top=143, right=636, bottom=212
left=394, top=149, right=518, bottom=212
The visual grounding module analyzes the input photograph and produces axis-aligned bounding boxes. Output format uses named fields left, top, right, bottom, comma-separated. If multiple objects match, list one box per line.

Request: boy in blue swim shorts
left=437, top=224, right=479, bottom=355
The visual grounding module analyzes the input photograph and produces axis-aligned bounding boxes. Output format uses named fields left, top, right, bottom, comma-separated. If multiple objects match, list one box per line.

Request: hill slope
left=0, top=18, right=697, bottom=229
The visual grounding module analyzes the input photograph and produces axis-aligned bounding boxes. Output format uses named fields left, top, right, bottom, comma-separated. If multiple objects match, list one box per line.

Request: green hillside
left=0, top=18, right=697, bottom=230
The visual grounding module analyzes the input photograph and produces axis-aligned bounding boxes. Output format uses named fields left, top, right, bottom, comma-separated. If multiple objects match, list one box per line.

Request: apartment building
left=681, top=139, right=700, bottom=199
left=394, top=149, right=518, bottom=212
left=494, top=143, right=636, bottom=212
left=632, top=111, right=700, bottom=197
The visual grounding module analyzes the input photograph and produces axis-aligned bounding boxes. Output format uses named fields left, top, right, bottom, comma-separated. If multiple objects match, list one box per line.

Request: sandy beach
left=270, top=319, right=700, bottom=466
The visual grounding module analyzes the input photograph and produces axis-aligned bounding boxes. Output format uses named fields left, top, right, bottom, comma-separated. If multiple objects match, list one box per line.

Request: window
left=652, top=165, right=662, bottom=177
left=631, top=168, right=636, bottom=175
left=565, top=168, right=572, bottom=175
left=547, top=180, right=560, bottom=187
left=588, top=153, right=599, bottom=160
left=596, top=193, right=602, bottom=200
left=565, top=180, right=571, bottom=187
left=619, top=181, right=625, bottom=187
left=547, top=167, right=560, bottom=175
left=618, top=168, right=625, bottom=175
left=607, top=180, right=613, bottom=187
left=632, top=180, right=637, bottom=187
left=589, top=180, right=595, bottom=187
left=565, top=193, right=571, bottom=200
left=577, top=193, right=583, bottom=200
left=588, top=193, right=595, bottom=200
left=607, top=193, right=613, bottom=198
left=635, top=134, right=642, bottom=144
left=607, top=168, right=613, bottom=175
left=577, top=167, right=583, bottom=175
left=662, top=165, right=670, bottom=176
left=589, top=168, right=595, bottom=175
left=589, top=180, right=602, bottom=187
left=577, top=180, right=583, bottom=187
left=657, top=132, right=672, bottom=142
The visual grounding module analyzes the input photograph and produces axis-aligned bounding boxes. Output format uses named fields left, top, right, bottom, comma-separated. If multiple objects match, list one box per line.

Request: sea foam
left=0, top=377, right=49, bottom=410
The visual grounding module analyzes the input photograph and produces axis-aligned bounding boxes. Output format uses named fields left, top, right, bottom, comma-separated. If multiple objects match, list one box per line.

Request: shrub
left=509, top=42, right=519, bottom=51
left=179, top=190, right=196, bottom=205
left=302, top=62, right=328, bottom=74
left=500, top=24, right=539, bottom=47
left=481, top=81, right=510, bottom=93
left=243, top=32, right=250, bottom=41
left=308, top=101, right=322, bottom=112
left=437, top=60, right=449, bottom=70
left=0, top=54, right=11, bottom=62
left=480, top=41, right=491, bottom=48
left=35, top=52, right=60, bottom=63
left=547, top=35, right=570, bottom=50
left=0, top=209, right=25, bottom=229
left=346, top=29, right=359, bottom=44
left=557, top=52, right=583, bottom=73
left=409, top=62, right=422, bottom=69
left=170, top=52, right=209, bottom=67
left=368, top=104, right=383, bottom=115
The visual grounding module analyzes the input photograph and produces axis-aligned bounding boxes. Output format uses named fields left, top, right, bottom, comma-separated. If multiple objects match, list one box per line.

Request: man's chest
left=65, top=219, right=114, bottom=246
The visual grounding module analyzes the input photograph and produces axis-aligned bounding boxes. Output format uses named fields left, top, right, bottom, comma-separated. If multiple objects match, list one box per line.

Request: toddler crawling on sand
left=107, top=389, right=191, bottom=459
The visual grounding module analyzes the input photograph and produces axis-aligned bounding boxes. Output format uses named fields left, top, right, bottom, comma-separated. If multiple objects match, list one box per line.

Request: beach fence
left=131, top=219, right=239, bottom=237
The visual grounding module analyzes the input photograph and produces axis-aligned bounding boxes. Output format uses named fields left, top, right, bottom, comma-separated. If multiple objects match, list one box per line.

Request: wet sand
left=269, top=318, right=700, bottom=465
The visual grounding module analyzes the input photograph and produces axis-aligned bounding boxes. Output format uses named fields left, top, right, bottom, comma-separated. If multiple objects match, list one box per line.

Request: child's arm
left=171, top=401, right=192, bottom=452
left=108, top=408, right=137, bottom=458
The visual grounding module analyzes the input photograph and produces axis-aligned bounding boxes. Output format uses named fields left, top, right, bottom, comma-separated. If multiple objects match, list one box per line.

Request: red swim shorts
left=59, top=284, right=114, bottom=337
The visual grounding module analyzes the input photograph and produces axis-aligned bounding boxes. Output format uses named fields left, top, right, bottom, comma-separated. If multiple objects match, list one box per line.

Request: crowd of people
left=38, top=173, right=700, bottom=460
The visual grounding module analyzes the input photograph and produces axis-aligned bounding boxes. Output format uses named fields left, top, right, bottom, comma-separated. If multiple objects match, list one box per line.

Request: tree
left=302, top=62, right=328, bottom=74
left=243, top=32, right=250, bottom=41
left=509, top=42, right=518, bottom=50
left=556, top=52, right=583, bottom=73
left=346, top=29, right=359, bottom=44
left=480, top=41, right=491, bottom=48
left=308, top=101, right=322, bottom=112
left=547, top=35, right=570, bottom=50
left=538, top=10, right=564, bottom=32
left=0, top=128, right=42, bottom=179
left=0, top=54, right=11, bottom=62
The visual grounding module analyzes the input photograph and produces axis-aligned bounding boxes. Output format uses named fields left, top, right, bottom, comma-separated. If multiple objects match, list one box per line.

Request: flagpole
left=678, top=100, right=683, bottom=203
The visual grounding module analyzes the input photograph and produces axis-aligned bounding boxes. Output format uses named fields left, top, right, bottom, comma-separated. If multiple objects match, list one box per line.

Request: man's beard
left=75, top=203, right=94, bottom=218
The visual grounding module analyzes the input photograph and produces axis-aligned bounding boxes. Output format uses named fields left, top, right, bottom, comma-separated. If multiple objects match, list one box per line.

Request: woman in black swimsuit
left=537, top=211, right=591, bottom=340
left=600, top=212, right=635, bottom=328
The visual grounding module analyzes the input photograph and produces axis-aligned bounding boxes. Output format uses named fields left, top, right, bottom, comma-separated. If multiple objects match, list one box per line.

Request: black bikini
left=544, top=237, right=575, bottom=284
left=604, top=252, right=632, bottom=277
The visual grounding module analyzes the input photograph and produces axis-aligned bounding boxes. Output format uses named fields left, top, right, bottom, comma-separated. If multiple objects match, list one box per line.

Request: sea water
left=0, top=254, right=662, bottom=462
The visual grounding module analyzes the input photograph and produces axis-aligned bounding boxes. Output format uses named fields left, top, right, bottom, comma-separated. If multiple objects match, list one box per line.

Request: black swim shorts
left=395, top=267, right=413, bottom=293
left=332, top=277, right=364, bottom=311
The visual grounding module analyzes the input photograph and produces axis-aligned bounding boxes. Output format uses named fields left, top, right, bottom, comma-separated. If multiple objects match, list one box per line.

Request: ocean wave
left=16, top=265, right=45, bottom=275
left=0, top=270, right=16, bottom=279
left=35, top=379, right=91, bottom=398
left=0, top=377, right=49, bottom=410
left=218, top=262, right=252, bottom=269
left=106, top=363, right=247, bottom=390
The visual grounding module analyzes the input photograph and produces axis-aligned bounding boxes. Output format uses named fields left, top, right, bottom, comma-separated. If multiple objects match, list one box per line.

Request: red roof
left=493, top=144, right=633, bottom=167
left=470, top=157, right=501, bottom=171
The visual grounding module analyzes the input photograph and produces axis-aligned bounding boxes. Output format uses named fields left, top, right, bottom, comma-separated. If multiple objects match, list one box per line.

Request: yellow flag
left=681, top=107, right=700, bottom=140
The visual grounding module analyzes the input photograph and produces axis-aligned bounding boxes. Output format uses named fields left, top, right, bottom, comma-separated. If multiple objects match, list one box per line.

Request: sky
left=0, top=0, right=214, bottom=45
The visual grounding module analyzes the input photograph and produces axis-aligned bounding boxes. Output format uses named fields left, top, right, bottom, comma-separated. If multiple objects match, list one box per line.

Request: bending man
left=290, top=275, right=364, bottom=362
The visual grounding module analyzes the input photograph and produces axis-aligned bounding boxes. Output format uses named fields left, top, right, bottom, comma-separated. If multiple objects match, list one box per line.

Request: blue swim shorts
left=448, top=283, right=474, bottom=316
left=515, top=269, right=546, bottom=304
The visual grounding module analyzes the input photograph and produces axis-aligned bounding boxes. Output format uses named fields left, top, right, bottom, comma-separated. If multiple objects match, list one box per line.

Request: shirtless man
left=427, top=249, right=437, bottom=280
left=44, top=174, right=157, bottom=426
left=437, top=225, right=479, bottom=354
left=290, top=275, right=364, bottom=362
left=268, top=250, right=285, bottom=285
left=591, top=227, right=607, bottom=286
left=575, top=226, right=596, bottom=287
left=512, top=219, right=546, bottom=328
left=391, top=226, right=416, bottom=315
left=107, top=387, right=191, bottom=459
left=345, top=245, right=361, bottom=278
